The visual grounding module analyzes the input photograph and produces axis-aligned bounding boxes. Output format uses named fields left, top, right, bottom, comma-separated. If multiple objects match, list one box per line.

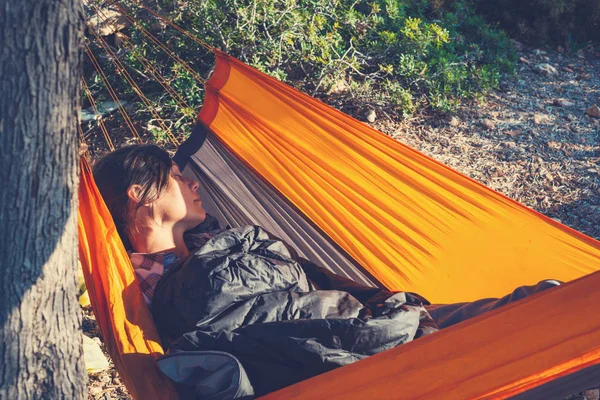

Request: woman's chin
left=196, top=210, right=207, bottom=224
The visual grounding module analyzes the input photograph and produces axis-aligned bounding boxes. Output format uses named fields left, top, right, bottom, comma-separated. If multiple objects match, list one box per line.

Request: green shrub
left=120, top=0, right=515, bottom=116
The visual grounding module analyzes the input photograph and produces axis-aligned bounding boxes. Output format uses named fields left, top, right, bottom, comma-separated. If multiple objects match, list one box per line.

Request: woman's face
left=151, top=163, right=206, bottom=230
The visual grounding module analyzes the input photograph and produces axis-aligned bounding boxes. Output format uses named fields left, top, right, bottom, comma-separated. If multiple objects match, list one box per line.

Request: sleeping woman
left=93, top=144, right=560, bottom=399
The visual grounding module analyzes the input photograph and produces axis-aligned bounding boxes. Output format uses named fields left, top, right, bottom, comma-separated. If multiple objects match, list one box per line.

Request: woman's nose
left=189, top=178, right=200, bottom=191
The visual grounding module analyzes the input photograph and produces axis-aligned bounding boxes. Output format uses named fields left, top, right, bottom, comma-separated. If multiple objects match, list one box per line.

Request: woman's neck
left=130, top=225, right=189, bottom=259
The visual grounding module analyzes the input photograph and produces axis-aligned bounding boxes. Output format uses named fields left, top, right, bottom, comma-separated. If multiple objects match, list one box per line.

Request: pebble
left=534, top=113, right=551, bottom=125
left=365, top=109, right=377, bottom=123
left=480, top=119, right=495, bottom=130
left=90, top=386, right=103, bottom=396
left=449, top=116, right=461, bottom=127
left=511, top=40, right=525, bottom=52
left=585, top=104, right=600, bottom=119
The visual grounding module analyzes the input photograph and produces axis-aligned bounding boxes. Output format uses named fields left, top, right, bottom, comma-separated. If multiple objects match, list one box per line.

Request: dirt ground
left=84, top=43, right=600, bottom=399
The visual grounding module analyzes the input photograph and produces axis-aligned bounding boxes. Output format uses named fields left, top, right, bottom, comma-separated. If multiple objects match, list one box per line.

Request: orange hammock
left=78, top=50, right=600, bottom=399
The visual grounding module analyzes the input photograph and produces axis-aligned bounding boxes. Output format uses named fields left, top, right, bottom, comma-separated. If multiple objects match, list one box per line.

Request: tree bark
left=0, top=0, right=86, bottom=398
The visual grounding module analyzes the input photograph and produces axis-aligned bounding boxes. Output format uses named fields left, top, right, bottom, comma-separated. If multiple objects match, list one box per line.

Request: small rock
left=552, top=218, right=562, bottom=224
left=557, top=45, right=565, bottom=53
left=504, top=129, right=522, bottom=137
left=534, top=63, right=558, bottom=76
left=365, top=109, right=376, bottom=123
left=532, top=49, right=547, bottom=55
left=511, top=39, right=525, bottom=52
left=503, top=141, right=516, bottom=149
left=586, top=104, right=600, bottom=119
left=577, top=73, right=592, bottom=80
left=449, top=116, right=461, bottom=127
left=552, top=98, right=574, bottom=107
left=329, top=79, right=347, bottom=94
left=584, top=389, right=600, bottom=400
left=545, top=173, right=554, bottom=182
left=480, top=119, right=495, bottom=130
left=562, top=66, right=574, bottom=73
left=576, top=50, right=585, bottom=59
left=90, top=386, right=103, bottom=396
left=534, top=113, right=551, bottom=125
left=542, top=56, right=550, bottom=62
left=519, top=57, right=531, bottom=65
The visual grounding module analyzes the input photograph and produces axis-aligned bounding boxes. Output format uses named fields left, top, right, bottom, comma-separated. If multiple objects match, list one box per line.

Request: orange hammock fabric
left=199, top=50, right=600, bottom=304
left=78, top=158, right=177, bottom=400
left=78, top=50, right=600, bottom=399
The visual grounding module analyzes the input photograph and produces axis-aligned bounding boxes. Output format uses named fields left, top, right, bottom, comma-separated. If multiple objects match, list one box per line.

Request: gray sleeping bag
left=152, top=225, right=437, bottom=398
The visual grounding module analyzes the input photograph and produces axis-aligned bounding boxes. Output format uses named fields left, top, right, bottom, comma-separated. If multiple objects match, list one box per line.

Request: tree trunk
left=0, top=0, right=86, bottom=398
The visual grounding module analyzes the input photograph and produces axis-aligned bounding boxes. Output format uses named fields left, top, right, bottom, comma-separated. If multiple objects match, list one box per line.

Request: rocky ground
left=83, top=42, right=600, bottom=399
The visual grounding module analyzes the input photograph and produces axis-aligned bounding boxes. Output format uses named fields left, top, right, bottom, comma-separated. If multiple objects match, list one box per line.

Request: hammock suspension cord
left=83, top=42, right=141, bottom=143
left=87, top=1, right=196, bottom=131
left=83, top=0, right=218, bottom=150
left=86, top=17, right=180, bottom=147
left=81, top=76, right=115, bottom=151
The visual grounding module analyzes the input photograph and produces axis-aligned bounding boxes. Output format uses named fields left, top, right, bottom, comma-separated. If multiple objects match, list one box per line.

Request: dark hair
left=93, top=144, right=172, bottom=250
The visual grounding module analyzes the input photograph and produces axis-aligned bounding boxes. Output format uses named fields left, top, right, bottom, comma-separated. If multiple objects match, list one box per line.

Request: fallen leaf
left=552, top=98, right=574, bottom=107
left=504, top=129, right=522, bottom=137
left=534, top=113, right=551, bottom=125
left=533, top=63, right=558, bottom=76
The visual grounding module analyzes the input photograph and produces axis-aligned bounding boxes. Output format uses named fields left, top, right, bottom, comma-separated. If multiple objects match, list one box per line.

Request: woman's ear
left=126, top=184, right=144, bottom=206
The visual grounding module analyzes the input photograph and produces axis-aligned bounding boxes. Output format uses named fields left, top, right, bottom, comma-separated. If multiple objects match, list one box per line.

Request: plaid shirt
left=129, top=228, right=223, bottom=305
